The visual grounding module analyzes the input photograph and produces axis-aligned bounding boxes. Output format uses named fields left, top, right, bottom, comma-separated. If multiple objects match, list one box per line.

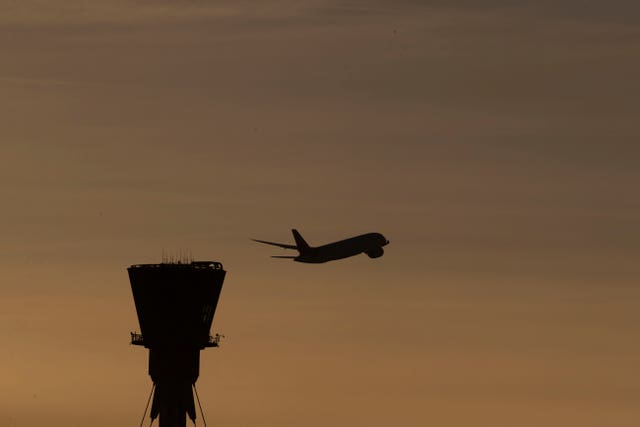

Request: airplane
left=252, top=229, right=389, bottom=263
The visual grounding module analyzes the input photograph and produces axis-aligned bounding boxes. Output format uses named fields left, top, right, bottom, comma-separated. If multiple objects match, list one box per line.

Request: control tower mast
left=128, top=260, right=227, bottom=427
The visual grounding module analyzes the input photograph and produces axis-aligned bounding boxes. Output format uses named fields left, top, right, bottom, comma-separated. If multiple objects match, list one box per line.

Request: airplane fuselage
left=295, top=232, right=389, bottom=263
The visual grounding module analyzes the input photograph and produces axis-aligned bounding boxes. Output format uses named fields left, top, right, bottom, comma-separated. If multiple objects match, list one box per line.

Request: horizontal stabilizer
left=271, top=255, right=297, bottom=259
left=251, top=238, right=297, bottom=250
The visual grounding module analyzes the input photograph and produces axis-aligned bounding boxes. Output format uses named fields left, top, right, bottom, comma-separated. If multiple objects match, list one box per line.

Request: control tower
left=128, top=261, right=227, bottom=427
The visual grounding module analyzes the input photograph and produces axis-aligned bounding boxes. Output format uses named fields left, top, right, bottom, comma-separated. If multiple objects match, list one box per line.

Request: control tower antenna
left=128, top=260, right=227, bottom=427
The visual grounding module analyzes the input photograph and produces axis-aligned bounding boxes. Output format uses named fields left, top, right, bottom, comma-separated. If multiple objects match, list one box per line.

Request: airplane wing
left=271, top=255, right=297, bottom=259
left=251, top=239, right=298, bottom=250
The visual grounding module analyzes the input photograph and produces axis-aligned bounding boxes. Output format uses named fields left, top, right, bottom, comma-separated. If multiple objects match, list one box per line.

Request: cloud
left=3, top=0, right=638, bottom=33
left=0, top=1, right=444, bottom=27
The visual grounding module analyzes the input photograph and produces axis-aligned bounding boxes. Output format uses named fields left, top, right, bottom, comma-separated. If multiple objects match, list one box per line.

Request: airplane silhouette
left=252, top=229, right=389, bottom=263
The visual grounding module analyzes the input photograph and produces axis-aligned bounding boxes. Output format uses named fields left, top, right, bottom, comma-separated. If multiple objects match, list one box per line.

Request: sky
left=1, top=1, right=639, bottom=426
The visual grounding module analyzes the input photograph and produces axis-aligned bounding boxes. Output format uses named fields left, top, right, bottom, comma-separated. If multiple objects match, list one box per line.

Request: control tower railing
left=130, top=332, right=144, bottom=346
left=206, top=333, right=225, bottom=347
left=130, top=332, right=224, bottom=347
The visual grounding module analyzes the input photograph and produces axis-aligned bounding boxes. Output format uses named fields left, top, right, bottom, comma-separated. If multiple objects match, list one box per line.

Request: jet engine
left=366, top=247, right=384, bottom=258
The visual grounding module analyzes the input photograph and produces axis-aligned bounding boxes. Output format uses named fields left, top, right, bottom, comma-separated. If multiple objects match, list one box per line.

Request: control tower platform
left=128, top=261, right=227, bottom=427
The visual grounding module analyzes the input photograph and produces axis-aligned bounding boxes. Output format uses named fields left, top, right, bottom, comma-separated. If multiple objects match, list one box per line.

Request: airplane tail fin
left=292, top=229, right=310, bottom=253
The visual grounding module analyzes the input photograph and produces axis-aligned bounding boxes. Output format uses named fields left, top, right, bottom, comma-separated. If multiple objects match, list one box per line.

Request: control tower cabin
left=128, top=261, right=227, bottom=427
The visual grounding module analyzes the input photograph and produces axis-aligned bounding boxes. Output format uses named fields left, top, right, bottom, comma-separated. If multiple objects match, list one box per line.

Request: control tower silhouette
left=128, top=260, right=227, bottom=427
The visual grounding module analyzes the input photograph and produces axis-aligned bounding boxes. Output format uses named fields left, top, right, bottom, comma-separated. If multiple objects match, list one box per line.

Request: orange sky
left=1, top=2, right=639, bottom=426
